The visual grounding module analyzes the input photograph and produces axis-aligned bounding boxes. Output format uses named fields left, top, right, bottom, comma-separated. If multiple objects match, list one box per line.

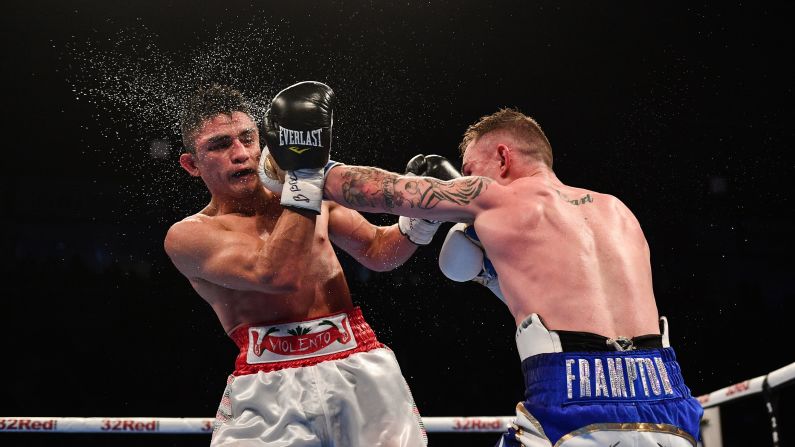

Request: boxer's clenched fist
left=438, top=222, right=505, bottom=302
left=257, top=145, right=286, bottom=194
left=398, top=154, right=462, bottom=245
left=404, top=154, right=462, bottom=181
left=262, top=81, right=336, bottom=213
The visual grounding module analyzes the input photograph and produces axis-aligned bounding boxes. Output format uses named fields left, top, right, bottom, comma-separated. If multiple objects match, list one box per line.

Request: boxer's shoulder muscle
left=164, top=215, right=228, bottom=278
left=166, top=214, right=215, bottom=250
left=166, top=213, right=235, bottom=247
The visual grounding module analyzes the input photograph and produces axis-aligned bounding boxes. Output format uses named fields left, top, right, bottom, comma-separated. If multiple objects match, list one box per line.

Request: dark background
left=2, top=1, right=794, bottom=446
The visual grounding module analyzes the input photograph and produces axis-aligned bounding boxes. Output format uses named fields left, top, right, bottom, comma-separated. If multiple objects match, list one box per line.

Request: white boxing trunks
left=211, top=307, right=427, bottom=447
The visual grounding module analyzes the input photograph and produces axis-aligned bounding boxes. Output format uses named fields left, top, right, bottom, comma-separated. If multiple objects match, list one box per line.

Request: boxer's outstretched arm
left=325, top=165, right=494, bottom=222
left=327, top=203, right=419, bottom=272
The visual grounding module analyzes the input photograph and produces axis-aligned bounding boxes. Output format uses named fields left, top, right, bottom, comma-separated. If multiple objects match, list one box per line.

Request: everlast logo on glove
left=278, top=126, right=325, bottom=152
left=262, top=81, right=334, bottom=172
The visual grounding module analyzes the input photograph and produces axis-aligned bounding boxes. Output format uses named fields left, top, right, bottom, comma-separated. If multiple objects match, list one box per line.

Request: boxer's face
left=461, top=137, right=500, bottom=180
left=186, top=111, right=262, bottom=195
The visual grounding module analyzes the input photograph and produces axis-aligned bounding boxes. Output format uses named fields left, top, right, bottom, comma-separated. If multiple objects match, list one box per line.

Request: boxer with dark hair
left=165, top=83, right=432, bottom=446
left=319, top=107, right=704, bottom=446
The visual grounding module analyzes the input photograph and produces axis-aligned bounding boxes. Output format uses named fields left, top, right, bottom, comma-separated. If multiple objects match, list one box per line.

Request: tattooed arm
left=324, top=165, right=496, bottom=222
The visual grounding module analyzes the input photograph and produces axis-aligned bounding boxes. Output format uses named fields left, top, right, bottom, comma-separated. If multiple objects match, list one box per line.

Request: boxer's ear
left=179, top=152, right=201, bottom=177
left=497, top=144, right=511, bottom=178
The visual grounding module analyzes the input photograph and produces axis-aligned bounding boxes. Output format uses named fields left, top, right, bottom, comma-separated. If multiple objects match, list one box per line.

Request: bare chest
left=218, top=211, right=331, bottom=242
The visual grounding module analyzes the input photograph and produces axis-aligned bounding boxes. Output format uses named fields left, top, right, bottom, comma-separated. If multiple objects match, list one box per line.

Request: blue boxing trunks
left=497, top=314, right=703, bottom=447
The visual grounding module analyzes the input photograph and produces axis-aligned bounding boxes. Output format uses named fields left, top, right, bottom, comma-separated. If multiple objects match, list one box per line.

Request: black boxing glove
left=262, top=81, right=337, bottom=213
left=263, top=81, right=333, bottom=170
left=404, top=154, right=463, bottom=181
left=398, top=154, right=462, bottom=245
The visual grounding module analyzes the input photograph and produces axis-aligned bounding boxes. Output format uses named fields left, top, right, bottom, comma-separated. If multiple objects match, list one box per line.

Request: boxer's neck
left=206, top=189, right=277, bottom=216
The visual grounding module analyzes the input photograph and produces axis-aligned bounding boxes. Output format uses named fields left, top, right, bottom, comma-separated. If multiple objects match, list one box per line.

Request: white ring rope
left=697, top=360, right=795, bottom=409
left=0, top=416, right=513, bottom=434
left=2, top=361, right=792, bottom=434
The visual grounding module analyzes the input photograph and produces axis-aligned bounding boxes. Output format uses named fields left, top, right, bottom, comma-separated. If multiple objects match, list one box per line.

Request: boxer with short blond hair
left=165, top=83, right=432, bottom=446
left=319, top=107, right=704, bottom=446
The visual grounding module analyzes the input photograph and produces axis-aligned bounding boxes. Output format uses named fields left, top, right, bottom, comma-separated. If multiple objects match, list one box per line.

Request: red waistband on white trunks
left=229, top=307, right=383, bottom=375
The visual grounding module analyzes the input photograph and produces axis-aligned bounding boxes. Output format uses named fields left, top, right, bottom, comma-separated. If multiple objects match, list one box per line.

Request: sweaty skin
left=167, top=201, right=351, bottom=333
left=165, top=112, right=417, bottom=334
left=324, top=130, right=659, bottom=337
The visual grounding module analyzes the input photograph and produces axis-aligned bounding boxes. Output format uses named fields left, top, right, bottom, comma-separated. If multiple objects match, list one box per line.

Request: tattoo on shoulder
left=555, top=189, right=594, bottom=206
left=340, top=167, right=492, bottom=210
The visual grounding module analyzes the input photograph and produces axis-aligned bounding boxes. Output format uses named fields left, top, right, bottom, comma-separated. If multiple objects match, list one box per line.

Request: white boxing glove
left=257, top=145, right=286, bottom=194
left=398, top=216, right=442, bottom=245
left=438, top=223, right=505, bottom=302
left=396, top=170, right=443, bottom=245
left=257, top=145, right=342, bottom=210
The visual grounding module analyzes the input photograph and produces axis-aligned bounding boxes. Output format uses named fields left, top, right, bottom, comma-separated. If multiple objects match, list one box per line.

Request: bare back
left=474, top=176, right=660, bottom=337
left=166, top=202, right=352, bottom=335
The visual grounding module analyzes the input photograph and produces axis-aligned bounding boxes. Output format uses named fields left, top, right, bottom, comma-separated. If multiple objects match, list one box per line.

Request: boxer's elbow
left=350, top=247, right=395, bottom=272
left=364, top=258, right=398, bottom=273
left=360, top=231, right=411, bottom=272
left=351, top=252, right=389, bottom=272
left=362, top=249, right=411, bottom=272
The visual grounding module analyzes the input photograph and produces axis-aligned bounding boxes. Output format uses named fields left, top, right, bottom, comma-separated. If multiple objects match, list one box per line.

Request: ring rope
left=696, top=360, right=795, bottom=408
left=0, top=416, right=513, bottom=434
left=2, top=361, right=792, bottom=434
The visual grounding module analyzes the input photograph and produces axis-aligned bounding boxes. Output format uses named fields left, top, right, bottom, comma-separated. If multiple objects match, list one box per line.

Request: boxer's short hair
left=459, top=108, right=553, bottom=168
left=180, top=84, right=254, bottom=153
